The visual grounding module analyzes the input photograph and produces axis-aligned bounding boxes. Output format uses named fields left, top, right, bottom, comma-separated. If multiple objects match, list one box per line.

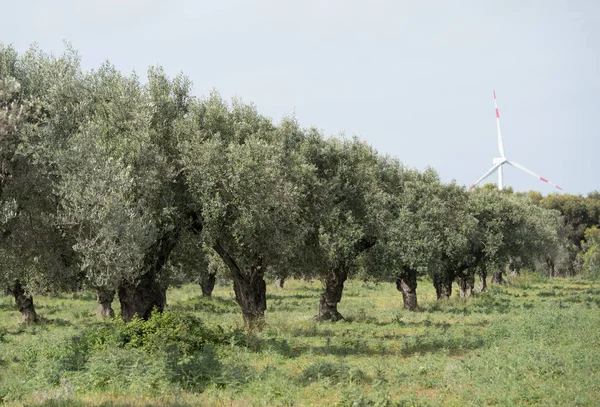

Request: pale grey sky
left=2, top=0, right=599, bottom=194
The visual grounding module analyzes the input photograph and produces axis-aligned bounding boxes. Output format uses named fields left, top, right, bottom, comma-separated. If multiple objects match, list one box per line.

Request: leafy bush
left=81, top=309, right=226, bottom=356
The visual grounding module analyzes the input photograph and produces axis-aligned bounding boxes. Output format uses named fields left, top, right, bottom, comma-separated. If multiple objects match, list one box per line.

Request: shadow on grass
left=170, top=296, right=239, bottom=314
left=283, top=332, right=487, bottom=358
left=236, top=326, right=485, bottom=359
left=38, top=317, right=73, bottom=327
left=295, top=285, right=324, bottom=293
left=52, top=292, right=95, bottom=301
left=400, top=333, right=487, bottom=357
left=266, top=293, right=316, bottom=300
left=375, top=319, right=453, bottom=330
left=233, top=331, right=392, bottom=358
left=287, top=326, right=337, bottom=338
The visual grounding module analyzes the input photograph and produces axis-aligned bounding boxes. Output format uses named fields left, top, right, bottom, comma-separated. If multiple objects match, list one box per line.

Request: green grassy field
left=1, top=274, right=600, bottom=406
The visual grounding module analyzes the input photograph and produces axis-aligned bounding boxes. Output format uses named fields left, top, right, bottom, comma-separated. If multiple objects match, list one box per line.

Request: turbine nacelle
left=492, top=157, right=507, bottom=166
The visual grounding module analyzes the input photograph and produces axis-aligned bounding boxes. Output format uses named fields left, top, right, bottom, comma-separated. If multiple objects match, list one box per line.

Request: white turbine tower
left=468, top=91, right=563, bottom=192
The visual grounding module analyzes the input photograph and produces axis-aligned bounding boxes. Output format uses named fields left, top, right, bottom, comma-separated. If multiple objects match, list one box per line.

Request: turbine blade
left=468, top=163, right=502, bottom=191
left=494, top=90, right=506, bottom=158
left=506, top=161, right=564, bottom=191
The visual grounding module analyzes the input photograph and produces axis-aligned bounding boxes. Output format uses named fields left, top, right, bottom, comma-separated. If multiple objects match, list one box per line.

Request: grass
left=1, top=274, right=599, bottom=406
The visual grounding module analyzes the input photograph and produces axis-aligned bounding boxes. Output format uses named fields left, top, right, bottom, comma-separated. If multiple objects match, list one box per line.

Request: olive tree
left=462, top=189, right=561, bottom=291
left=537, top=193, right=599, bottom=276
left=57, top=64, right=193, bottom=321
left=0, top=74, right=42, bottom=322
left=181, top=95, right=309, bottom=329
left=0, top=45, right=78, bottom=322
left=298, top=134, right=385, bottom=321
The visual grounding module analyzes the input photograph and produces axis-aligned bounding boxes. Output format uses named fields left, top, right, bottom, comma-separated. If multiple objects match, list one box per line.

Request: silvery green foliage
left=462, top=189, right=561, bottom=276
left=0, top=77, right=21, bottom=230
left=369, top=172, right=561, bottom=282
left=180, top=93, right=307, bottom=275
left=0, top=45, right=77, bottom=294
left=58, top=145, right=160, bottom=289
left=0, top=75, right=27, bottom=288
left=299, top=133, right=385, bottom=279
left=56, top=63, right=190, bottom=290
left=366, top=166, right=476, bottom=280
left=165, top=230, right=213, bottom=287
left=536, top=193, right=600, bottom=276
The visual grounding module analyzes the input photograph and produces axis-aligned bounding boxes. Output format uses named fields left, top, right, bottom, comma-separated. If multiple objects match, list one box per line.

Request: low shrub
left=81, top=309, right=227, bottom=356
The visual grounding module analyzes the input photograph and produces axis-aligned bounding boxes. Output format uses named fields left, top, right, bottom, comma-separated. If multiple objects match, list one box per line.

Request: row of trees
left=1, top=45, right=598, bottom=328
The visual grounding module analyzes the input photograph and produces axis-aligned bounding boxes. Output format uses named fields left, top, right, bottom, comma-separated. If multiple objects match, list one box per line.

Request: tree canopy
left=1, top=43, right=594, bottom=327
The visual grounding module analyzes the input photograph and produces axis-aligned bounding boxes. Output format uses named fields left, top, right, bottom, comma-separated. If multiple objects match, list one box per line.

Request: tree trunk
left=546, top=258, right=555, bottom=277
left=478, top=270, right=487, bottom=292
left=118, top=272, right=166, bottom=322
left=213, top=243, right=266, bottom=330
left=96, top=289, right=115, bottom=318
left=200, top=272, right=216, bottom=297
left=395, top=269, right=418, bottom=311
left=457, top=273, right=475, bottom=298
left=509, top=268, right=520, bottom=278
left=232, top=268, right=266, bottom=330
left=491, top=271, right=505, bottom=285
left=118, top=230, right=178, bottom=322
left=317, top=267, right=348, bottom=321
left=274, top=277, right=285, bottom=289
left=11, top=281, right=38, bottom=323
left=433, top=273, right=453, bottom=300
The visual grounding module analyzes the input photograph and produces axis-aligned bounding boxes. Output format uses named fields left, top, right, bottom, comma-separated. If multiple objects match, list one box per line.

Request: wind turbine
left=468, top=91, right=563, bottom=192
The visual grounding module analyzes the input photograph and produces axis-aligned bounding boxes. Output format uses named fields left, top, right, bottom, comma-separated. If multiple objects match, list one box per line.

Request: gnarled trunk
left=213, top=243, right=266, bottom=330
left=478, top=270, right=488, bottom=292
left=118, top=230, right=178, bottom=322
left=433, top=273, right=453, bottom=300
left=546, top=258, right=556, bottom=277
left=491, top=271, right=505, bottom=285
left=274, top=277, right=285, bottom=289
left=315, top=237, right=376, bottom=321
left=457, top=273, right=475, bottom=298
left=232, top=269, right=266, bottom=330
left=11, top=281, right=38, bottom=323
left=96, top=289, right=115, bottom=318
left=396, top=269, right=418, bottom=311
left=317, top=267, right=348, bottom=321
left=200, top=272, right=216, bottom=297
left=118, top=272, right=166, bottom=321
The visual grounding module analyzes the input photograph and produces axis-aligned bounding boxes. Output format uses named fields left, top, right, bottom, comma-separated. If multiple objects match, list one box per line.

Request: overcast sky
left=2, top=0, right=598, bottom=194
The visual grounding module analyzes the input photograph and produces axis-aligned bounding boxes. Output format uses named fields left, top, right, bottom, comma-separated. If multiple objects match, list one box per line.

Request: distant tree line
left=1, top=45, right=599, bottom=328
